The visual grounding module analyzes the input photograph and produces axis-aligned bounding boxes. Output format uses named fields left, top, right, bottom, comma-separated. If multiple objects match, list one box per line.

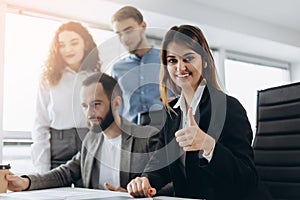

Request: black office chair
left=253, top=82, right=300, bottom=200
left=137, top=109, right=167, bottom=130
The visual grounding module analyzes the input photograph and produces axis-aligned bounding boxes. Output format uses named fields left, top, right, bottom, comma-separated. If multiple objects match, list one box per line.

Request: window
left=224, top=57, right=290, bottom=132
left=3, top=13, right=114, bottom=132
left=3, top=14, right=59, bottom=132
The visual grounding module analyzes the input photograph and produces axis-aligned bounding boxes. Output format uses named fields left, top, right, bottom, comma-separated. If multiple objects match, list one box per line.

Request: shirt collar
left=173, top=79, right=207, bottom=115
left=129, top=46, right=155, bottom=60
left=64, top=66, right=89, bottom=75
left=64, top=66, right=77, bottom=73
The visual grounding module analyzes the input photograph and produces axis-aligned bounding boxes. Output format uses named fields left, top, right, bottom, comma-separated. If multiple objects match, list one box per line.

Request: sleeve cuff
left=20, top=175, right=31, bottom=191
left=202, top=141, right=216, bottom=162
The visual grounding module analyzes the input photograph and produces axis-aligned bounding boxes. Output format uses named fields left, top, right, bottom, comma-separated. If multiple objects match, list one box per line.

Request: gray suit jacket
left=28, top=118, right=159, bottom=190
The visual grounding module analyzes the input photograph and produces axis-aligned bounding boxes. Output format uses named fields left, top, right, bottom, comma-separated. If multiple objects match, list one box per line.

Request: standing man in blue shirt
left=111, top=6, right=172, bottom=123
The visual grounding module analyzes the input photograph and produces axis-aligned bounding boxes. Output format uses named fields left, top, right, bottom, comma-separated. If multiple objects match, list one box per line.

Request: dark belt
left=50, top=128, right=87, bottom=140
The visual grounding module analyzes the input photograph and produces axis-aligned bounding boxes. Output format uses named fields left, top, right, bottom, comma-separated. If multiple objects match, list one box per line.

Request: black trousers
left=50, top=127, right=89, bottom=169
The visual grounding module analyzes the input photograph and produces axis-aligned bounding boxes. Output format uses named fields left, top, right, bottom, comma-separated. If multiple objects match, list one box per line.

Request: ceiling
left=195, top=0, right=300, bottom=32
left=3, top=0, right=300, bottom=65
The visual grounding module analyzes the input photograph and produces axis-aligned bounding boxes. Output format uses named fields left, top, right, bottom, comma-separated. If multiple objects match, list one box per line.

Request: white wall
left=116, top=0, right=300, bottom=47
left=0, top=1, right=6, bottom=163
left=108, top=0, right=300, bottom=64
left=291, top=64, right=300, bottom=82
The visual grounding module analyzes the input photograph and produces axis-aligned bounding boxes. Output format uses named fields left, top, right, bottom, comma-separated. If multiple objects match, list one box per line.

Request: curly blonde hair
left=42, top=21, right=100, bottom=87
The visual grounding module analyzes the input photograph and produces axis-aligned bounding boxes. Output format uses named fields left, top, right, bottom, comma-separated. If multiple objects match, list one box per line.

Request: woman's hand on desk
left=6, top=172, right=30, bottom=191
left=127, top=177, right=156, bottom=198
left=104, top=182, right=127, bottom=192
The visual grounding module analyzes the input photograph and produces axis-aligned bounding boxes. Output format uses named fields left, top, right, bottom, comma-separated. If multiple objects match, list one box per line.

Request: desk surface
left=0, top=187, right=202, bottom=200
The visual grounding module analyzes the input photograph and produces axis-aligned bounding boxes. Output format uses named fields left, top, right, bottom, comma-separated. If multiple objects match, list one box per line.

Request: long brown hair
left=42, top=21, right=100, bottom=87
left=159, top=25, right=223, bottom=112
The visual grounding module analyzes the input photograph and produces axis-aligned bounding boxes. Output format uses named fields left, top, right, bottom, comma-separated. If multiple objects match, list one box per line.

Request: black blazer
left=143, top=86, right=272, bottom=200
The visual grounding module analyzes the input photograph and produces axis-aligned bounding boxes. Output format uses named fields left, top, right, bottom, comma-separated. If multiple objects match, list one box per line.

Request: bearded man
left=6, top=73, right=160, bottom=193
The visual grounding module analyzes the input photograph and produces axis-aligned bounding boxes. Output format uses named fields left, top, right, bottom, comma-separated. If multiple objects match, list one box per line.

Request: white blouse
left=174, top=79, right=215, bottom=162
left=31, top=67, right=90, bottom=173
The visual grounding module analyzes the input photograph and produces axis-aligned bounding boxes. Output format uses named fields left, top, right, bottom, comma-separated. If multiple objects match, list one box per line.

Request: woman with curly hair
left=31, top=21, right=101, bottom=173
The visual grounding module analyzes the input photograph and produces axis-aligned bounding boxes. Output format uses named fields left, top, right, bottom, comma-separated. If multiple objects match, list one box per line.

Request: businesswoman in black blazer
left=127, top=25, right=271, bottom=200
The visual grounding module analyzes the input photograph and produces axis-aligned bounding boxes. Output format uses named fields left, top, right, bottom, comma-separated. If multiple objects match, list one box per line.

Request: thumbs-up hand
left=175, top=107, right=214, bottom=153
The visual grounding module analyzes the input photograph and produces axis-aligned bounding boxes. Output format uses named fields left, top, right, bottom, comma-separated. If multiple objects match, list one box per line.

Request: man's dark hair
left=82, top=72, right=122, bottom=100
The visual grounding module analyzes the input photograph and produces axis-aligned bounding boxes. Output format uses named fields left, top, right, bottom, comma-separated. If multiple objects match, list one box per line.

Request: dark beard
left=90, top=107, right=114, bottom=134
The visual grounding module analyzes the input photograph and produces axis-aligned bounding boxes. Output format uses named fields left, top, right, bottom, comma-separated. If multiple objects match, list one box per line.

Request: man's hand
left=104, top=182, right=127, bottom=192
left=127, top=177, right=156, bottom=197
left=6, top=172, right=30, bottom=191
left=175, top=108, right=215, bottom=154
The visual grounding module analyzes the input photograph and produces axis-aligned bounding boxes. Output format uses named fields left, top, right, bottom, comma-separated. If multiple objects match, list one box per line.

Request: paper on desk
left=0, top=187, right=203, bottom=200
left=154, top=197, right=205, bottom=200
left=0, top=187, right=134, bottom=200
left=70, top=196, right=197, bottom=200
left=70, top=197, right=152, bottom=200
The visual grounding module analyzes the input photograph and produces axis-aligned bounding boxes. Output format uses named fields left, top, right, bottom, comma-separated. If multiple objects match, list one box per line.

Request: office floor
left=2, top=143, right=36, bottom=175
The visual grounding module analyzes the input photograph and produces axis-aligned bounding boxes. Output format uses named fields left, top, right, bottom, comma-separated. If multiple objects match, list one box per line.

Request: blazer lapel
left=84, top=133, right=103, bottom=187
left=201, top=85, right=226, bottom=141
left=119, top=118, right=133, bottom=188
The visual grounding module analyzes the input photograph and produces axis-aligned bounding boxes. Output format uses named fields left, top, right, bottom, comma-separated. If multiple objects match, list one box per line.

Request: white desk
left=0, top=187, right=202, bottom=200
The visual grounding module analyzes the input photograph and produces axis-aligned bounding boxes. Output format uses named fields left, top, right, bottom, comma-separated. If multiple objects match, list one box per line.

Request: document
left=0, top=187, right=133, bottom=200
left=0, top=187, right=203, bottom=200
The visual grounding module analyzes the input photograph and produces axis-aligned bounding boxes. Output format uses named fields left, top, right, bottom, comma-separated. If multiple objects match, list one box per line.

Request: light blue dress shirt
left=111, top=48, right=165, bottom=123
